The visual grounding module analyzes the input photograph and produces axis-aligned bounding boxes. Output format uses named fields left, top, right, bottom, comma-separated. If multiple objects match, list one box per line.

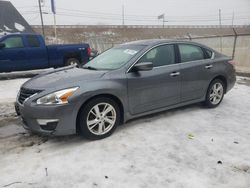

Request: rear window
left=205, top=49, right=213, bottom=58
left=179, top=44, right=205, bottom=62
left=27, top=36, right=40, bottom=47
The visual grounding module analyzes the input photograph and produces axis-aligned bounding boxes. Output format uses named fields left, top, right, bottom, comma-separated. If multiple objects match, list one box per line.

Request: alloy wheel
left=209, top=82, right=224, bottom=105
left=86, top=103, right=116, bottom=135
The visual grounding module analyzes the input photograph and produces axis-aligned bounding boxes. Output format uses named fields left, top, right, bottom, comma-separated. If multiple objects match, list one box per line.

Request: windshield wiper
left=82, top=66, right=98, bottom=70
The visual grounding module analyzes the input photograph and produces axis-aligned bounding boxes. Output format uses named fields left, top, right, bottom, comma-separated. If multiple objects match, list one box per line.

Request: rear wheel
left=205, top=79, right=225, bottom=108
left=65, top=58, right=80, bottom=66
left=78, top=97, right=120, bottom=140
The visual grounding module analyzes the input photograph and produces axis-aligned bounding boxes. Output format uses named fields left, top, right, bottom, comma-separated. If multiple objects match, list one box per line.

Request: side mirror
left=0, top=43, right=5, bottom=49
left=132, top=62, right=153, bottom=72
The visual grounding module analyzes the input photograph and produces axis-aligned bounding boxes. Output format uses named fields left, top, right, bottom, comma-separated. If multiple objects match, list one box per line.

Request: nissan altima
left=15, top=39, right=236, bottom=139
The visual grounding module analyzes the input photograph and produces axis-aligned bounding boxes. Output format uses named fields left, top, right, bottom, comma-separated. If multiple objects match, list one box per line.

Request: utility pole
left=219, top=9, right=222, bottom=52
left=158, top=14, right=165, bottom=28
left=232, top=11, right=235, bottom=27
left=163, top=15, right=165, bottom=28
left=122, top=5, right=125, bottom=26
left=53, top=13, right=57, bottom=39
left=38, top=0, right=45, bottom=37
left=51, top=0, right=57, bottom=39
left=219, top=9, right=222, bottom=26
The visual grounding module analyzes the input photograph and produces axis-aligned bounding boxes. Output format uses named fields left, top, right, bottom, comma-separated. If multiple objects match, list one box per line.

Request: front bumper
left=15, top=101, right=77, bottom=136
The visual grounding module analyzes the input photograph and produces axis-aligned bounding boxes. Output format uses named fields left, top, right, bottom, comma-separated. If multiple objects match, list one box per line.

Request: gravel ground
left=0, top=77, right=250, bottom=188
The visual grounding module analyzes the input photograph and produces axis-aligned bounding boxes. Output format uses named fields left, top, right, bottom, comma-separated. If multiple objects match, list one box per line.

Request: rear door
left=127, top=44, right=181, bottom=115
left=24, top=35, right=48, bottom=69
left=178, top=43, right=214, bottom=102
left=0, top=35, right=27, bottom=72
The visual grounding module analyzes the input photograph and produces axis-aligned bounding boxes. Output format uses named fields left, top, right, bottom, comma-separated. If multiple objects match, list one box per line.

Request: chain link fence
left=33, top=25, right=250, bottom=69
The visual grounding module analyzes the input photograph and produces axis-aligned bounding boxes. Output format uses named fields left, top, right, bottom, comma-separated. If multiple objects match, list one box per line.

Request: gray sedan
left=15, top=39, right=236, bottom=139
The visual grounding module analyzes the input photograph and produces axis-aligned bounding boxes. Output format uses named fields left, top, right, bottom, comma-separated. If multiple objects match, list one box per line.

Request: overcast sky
left=7, top=0, right=250, bottom=25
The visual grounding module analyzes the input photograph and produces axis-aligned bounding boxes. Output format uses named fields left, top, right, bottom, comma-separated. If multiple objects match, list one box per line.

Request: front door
left=127, top=44, right=181, bottom=115
left=0, top=35, right=27, bottom=72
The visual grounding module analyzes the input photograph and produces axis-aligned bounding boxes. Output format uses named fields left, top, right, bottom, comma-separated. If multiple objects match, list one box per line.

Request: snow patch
left=14, top=23, right=25, bottom=32
left=0, top=78, right=28, bottom=103
left=0, top=78, right=250, bottom=187
left=4, top=25, right=12, bottom=31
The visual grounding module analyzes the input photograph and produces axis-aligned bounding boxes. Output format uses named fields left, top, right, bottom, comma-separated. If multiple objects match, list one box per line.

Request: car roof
left=121, top=39, right=211, bottom=49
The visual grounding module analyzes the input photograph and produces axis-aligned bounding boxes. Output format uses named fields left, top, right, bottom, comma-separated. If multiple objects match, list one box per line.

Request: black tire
left=78, top=97, right=120, bottom=140
left=204, top=79, right=225, bottom=108
left=65, top=58, right=80, bottom=66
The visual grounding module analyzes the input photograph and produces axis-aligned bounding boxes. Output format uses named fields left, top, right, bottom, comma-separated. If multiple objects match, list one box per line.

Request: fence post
left=232, top=27, right=238, bottom=59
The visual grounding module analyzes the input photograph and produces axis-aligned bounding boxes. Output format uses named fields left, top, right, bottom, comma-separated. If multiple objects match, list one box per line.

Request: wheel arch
left=76, top=93, right=125, bottom=134
left=63, top=52, right=81, bottom=65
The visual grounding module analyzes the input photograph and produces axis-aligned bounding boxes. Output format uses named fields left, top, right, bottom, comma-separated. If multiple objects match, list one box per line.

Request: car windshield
left=83, top=45, right=146, bottom=70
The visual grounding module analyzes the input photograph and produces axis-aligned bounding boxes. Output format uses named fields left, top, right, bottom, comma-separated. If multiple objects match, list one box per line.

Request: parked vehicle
left=15, top=39, right=236, bottom=139
left=0, top=33, right=90, bottom=72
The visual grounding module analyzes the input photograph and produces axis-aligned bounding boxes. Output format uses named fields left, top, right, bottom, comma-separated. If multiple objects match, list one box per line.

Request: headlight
left=36, top=87, right=79, bottom=105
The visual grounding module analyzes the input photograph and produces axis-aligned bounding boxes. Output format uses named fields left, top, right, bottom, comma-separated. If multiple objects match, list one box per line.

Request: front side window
left=138, top=44, right=175, bottom=67
left=2, top=36, right=24, bottom=48
left=179, top=44, right=204, bottom=62
left=27, top=36, right=40, bottom=47
left=83, top=45, right=145, bottom=70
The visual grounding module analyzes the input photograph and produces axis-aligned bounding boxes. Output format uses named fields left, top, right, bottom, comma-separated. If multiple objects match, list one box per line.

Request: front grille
left=18, top=88, right=42, bottom=104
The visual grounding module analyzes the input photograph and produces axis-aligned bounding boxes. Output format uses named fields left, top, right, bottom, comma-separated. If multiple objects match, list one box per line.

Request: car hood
left=22, top=66, right=107, bottom=90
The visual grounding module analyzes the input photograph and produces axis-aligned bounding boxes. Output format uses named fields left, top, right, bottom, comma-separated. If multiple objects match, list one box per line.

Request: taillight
left=228, top=60, right=236, bottom=66
left=87, top=47, right=91, bottom=57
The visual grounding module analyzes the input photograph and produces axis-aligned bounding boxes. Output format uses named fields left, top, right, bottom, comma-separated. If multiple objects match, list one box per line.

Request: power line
left=53, top=7, right=250, bottom=18
left=17, top=5, right=250, bottom=25
left=17, top=5, right=250, bottom=20
left=55, top=12, right=250, bottom=22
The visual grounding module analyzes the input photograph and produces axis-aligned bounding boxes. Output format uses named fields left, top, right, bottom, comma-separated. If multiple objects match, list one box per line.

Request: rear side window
left=2, top=36, right=24, bottom=48
left=205, top=49, right=213, bottom=58
left=27, top=36, right=40, bottom=47
left=178, top=44, right=205, bottom=62
left=138, top=44, right=175, bottom=67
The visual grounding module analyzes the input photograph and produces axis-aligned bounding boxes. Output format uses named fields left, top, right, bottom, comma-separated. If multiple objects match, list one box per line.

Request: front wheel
left=205, top=79, right=225, bottom=108
left=78, top=97, right=120, bottom=140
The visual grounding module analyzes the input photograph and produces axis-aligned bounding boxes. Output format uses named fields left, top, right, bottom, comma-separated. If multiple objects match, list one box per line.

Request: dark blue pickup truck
left=0, top=33, right=91, bottom=72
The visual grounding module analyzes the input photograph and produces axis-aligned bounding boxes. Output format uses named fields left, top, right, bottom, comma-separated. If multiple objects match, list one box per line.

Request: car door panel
left=24, top=35, right=48, bottom=69
left=0, top=48, right=27, bottom=71
left=178, top=44, right=213, bottom=102
left=180, top=59, right=214, bottom=102
left=127, top=64, right=181, bottom=114
left=0, top=35, right=27, bottom=72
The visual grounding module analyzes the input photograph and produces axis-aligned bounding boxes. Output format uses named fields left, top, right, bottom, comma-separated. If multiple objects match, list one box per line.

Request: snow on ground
left=0, top=77, right=250, bottom=188
left=0, top=78, right=28, bottom=104
left=0, top=68, right=52, bottom=81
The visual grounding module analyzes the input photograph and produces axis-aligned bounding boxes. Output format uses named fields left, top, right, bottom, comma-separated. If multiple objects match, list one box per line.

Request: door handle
left=205, top=64, right=213, bottom=69
left=170, top=72, right=180, bottom=77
